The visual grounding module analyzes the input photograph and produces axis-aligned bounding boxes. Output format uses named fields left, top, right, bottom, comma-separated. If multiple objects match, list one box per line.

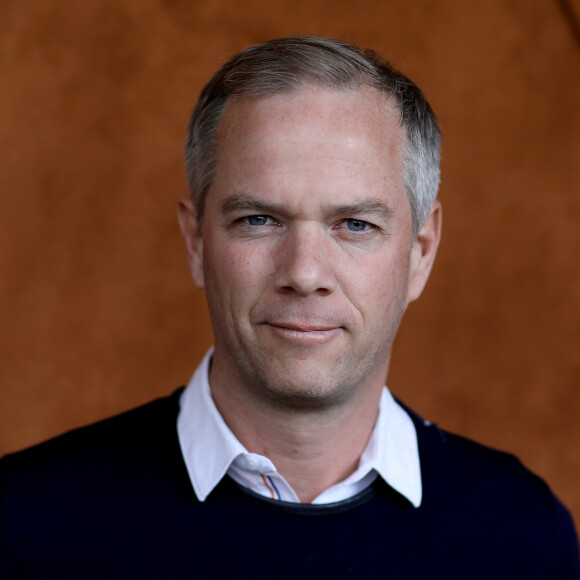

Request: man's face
left=180, top=86, right=439, bottom=410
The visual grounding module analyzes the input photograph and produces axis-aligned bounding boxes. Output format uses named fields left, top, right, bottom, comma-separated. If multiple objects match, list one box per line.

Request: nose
left=274, top=224, right=337, bottom=296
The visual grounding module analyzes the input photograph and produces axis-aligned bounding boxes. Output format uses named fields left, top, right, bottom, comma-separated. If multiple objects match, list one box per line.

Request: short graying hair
left=185, top=36, right=441, bottom=236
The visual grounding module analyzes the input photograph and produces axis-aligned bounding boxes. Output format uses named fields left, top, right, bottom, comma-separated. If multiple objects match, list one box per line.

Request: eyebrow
left=219, top=193, right=394, bottom=220
left=219, top=193, right=285, bottom=215
left=330, top=200, right=394, bottom=220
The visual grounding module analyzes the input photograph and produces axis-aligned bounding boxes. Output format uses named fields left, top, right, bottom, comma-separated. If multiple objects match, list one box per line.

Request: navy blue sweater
left=1, top=390, right=578, bottom=578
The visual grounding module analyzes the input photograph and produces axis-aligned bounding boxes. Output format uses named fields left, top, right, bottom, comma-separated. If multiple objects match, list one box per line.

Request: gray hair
left=185, top=36, right=441, bottom=236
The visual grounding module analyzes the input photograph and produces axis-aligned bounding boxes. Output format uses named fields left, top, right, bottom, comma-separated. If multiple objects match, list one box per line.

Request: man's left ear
left=406, top=201, right=442, bottom=304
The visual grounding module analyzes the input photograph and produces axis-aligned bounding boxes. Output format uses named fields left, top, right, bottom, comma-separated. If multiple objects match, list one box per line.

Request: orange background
left=1, top=1, right=579, bottom=526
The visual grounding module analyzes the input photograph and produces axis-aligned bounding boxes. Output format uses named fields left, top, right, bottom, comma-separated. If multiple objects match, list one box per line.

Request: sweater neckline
left=220, top=475, right=381, bottom=516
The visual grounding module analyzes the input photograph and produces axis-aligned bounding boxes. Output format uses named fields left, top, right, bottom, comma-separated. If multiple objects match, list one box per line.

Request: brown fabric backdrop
left=1, top=0, right=579, bottom=526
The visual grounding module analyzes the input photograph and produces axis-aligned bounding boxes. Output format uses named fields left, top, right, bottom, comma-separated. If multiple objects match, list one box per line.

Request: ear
left=177, top=194, right=205, bottom=289
left=406, top=201, right=442, bottom=304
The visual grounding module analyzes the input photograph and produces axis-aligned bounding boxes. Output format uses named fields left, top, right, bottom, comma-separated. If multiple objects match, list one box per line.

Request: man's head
left=178, top=37, right=442, bottom=413
left=184, top=36, right=441, bottom=237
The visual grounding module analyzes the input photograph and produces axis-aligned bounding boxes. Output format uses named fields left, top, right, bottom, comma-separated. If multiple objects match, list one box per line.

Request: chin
left=250, top=365, right=362, bottom=410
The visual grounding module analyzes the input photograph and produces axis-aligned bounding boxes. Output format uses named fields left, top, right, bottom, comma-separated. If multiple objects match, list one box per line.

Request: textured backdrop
left=1, top=0, right=579, bottom=525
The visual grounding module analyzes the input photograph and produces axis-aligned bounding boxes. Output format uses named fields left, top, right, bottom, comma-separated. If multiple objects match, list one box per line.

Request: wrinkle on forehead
left=208, top=85, right=410, bottom=227
left=217, top=85, right=404, bottom=153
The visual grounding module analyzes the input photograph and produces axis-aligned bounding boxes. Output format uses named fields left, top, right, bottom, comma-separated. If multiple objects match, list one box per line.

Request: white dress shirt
left=177, top=349, right=422, bottom=506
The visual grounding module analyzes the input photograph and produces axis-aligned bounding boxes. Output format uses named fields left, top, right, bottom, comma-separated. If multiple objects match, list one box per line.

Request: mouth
left=263, top=322, right=342, bottom=344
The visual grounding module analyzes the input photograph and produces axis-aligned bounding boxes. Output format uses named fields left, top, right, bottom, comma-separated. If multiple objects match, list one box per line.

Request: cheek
left=204, top=239, right=276, bottom=303
left=339, top=249, right=411, bottom=316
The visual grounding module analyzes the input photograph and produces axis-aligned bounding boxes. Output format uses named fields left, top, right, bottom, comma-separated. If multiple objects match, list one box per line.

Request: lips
left=267, top=322, right=339, bottom=332
left=252, top=303, right=350, bottom=343
left=261, top=321, right=343, bottom=345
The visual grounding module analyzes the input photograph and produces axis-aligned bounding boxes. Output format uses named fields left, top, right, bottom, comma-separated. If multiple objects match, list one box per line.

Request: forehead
left=210, top=86, right=408, bottom=213
left=217, top=84, right=404, bottom=152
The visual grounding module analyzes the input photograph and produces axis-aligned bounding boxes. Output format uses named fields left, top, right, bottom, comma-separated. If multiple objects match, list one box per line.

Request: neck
left=209, top=363, right=385, bottom=503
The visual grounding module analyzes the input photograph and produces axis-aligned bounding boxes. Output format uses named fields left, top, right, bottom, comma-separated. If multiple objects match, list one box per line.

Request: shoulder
left=400, top=400, right=550, bottom=491
left=0, top=389, right=185, bottom=499
left=401, top=402, right=580, bottom=576
left=409, top=407, right=556, bottom=507
left=403, top=401, right=568, bottom=515
left=0, top=389, right=198, bottom=577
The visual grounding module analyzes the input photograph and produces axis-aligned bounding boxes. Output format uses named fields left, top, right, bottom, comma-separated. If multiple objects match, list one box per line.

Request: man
left=1, top=36, right=578, bottom=578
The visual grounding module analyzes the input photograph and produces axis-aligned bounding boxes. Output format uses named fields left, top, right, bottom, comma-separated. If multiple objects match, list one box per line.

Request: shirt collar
left=177, top=348, right=422, bottom=507
left=370, top=387, right=422, bottom=507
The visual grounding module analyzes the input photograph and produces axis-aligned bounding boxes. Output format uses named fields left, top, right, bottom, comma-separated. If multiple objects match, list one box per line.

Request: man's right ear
left=177, top=194, right=205, bottom=289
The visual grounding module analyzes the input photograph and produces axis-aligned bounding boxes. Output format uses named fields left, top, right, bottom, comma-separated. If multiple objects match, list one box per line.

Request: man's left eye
left=345, top=219, right=370, bottom=232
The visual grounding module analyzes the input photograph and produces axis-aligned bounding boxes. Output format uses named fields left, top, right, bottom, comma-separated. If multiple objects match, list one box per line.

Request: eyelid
left=237, top=214, right=280, bottom=226
left=336, top=217, right=376, bottom=231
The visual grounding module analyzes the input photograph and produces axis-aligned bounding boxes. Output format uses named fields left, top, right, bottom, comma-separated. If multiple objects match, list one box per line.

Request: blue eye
left=246, top=215, right=269, bottom=226
left=346, top=219, right=369, bottom=231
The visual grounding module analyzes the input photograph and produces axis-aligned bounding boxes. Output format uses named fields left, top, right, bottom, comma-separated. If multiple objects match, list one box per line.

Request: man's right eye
left=245, top=215, right=270, bottom=226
